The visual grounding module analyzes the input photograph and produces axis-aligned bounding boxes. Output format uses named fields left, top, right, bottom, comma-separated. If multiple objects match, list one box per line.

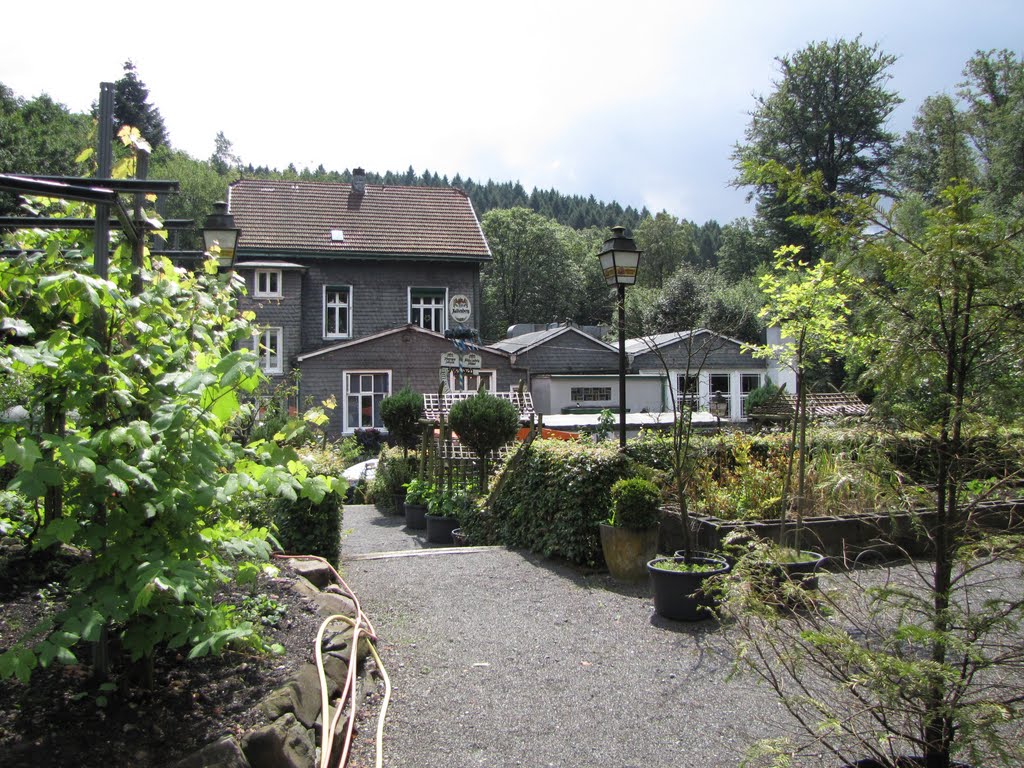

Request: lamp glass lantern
left=202, top=201, right=240, bottom=268
left=598, top=226, right=642, bottom=287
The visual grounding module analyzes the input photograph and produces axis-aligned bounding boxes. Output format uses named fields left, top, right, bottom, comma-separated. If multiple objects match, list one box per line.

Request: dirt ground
left=0, top=543, right=381, bottom=768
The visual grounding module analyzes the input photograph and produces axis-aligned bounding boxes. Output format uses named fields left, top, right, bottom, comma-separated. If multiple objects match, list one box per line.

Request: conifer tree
left=112, top=61, right=168, bottom=149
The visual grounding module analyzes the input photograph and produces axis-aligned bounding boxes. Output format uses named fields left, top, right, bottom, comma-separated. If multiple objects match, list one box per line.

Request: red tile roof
left=228, top=179, right=491, bottom=260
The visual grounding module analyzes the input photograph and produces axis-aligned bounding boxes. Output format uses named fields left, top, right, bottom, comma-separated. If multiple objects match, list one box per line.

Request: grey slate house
left=227, top=173, right=526, bottom=435
left=626, top=330, right=770, bottom=421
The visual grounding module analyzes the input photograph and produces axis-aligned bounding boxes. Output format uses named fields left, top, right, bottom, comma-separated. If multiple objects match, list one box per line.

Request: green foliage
left=403, top=477, right=429, bottom=506
left=485, top=440, right=632, bottom=566
left=608, top=477, right=662, bottom=531
left=379, top=387, right=424, bottom=454
left=426, top=483, right=476, bottom=522
left=270, top=488, right=343, bottom=565
left=623, top=429, right=676, bottom=471
left=649, top=557, right=722, bottom=573
left=369, top=446, right=416, bottom=512
left=733, top=36, right=901, bottom=259
left=448, top=392, right=519, bottom=457
left=959, top=49, right=1024, bottom=210
left=0, top=489, right=33, bottom=540
left=0, top=85, right=91, bottom=215
left=0, top=192, right=343, bottom=680
left=745, top=380, right=781, bottom=413
left=111, top=60, right=168, bottom=150
left=633, top=211, right=697, bottom=289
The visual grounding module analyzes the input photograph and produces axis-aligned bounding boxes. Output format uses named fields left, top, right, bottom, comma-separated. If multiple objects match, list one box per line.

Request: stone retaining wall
left=173, top=559, right=372, bottom=768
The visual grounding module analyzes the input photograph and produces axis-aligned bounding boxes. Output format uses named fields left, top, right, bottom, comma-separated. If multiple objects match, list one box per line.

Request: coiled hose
left=274, top=554, right=392, bottom=768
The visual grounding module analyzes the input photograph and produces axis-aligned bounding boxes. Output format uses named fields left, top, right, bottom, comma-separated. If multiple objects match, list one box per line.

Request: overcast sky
left=3, top=1, right=1021, bottom=225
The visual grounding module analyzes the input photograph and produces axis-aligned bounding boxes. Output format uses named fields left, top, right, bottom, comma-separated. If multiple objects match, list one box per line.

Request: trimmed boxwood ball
left=379, top=386, right=424, bottom=455
left=448, top=392, right=520, bottom=456
left=450, top=392, right=521, bottom=488
left=609, top=477, right=662, bottom=531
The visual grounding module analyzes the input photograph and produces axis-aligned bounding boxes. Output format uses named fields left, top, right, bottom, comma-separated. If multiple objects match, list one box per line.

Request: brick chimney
left=352, top=167, right=366, bottom=195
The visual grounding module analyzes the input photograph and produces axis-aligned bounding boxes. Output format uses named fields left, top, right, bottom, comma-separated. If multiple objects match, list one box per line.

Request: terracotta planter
left=648, top=554, right=730, bottom=621
left=425, top=514, right=458, bottom=544
left=404, top=503, right=427, bottom=530
left=600, top=523, right=659, bottom=582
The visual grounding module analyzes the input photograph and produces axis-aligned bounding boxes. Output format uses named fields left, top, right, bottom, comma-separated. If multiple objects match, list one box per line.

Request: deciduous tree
left=733, top=37, right=901, bottom=259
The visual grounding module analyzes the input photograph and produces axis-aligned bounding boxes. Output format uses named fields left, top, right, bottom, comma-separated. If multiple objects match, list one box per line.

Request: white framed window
left=740, top=373, right=763, bottom=417
left=570, top=386, right=612, bottom=402
left=254, top=269, right=282, bottom=298
left=409, top=288, right=446, bottom=332
left=252, top=327, right=283, bottom=374
left=324, top=285, right=352, bottom=338
left=449, top=369, right=496, bottom=393
left=710, top=373, right=731, bottom=417
left=345, top=371, right=391, bottom=431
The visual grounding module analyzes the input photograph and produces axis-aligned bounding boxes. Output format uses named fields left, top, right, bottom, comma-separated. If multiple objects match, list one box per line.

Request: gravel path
left=340, top=505, right=789, bottom=768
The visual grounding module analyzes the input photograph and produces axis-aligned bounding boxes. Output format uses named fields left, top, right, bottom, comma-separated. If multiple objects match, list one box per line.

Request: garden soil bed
left=0, top=542, right=382, bottom=768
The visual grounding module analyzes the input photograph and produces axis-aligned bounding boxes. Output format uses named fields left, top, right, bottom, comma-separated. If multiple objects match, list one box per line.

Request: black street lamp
left=202, top=201, right=240, bottom=268
left=598, top=226, right=642, bottom=448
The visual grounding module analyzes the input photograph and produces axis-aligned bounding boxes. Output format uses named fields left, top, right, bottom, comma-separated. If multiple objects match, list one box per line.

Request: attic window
left=331, top=229, right=345, bottom=242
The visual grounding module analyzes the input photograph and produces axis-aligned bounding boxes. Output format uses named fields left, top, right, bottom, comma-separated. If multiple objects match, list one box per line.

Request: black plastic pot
left=451, top=528, right=469, bottom=546
left=776, top=550, right=825, bottom=590
left=648, top=554, right=730, bottom=621
left=425, top=514, right=458, bottom=544
left=404, top=503, right=427, bottom=530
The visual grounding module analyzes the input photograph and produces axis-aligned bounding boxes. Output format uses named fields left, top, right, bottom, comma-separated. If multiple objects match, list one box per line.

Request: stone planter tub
left=675, top=498, right=1024, bottom=561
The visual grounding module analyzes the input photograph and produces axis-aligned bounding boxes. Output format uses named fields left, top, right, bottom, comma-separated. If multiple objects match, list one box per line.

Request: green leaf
left=79, top=610, right=105, bottom=643
left=3, top=437, right=42, bottom=470
left=2, top=317, right=34, bottom=337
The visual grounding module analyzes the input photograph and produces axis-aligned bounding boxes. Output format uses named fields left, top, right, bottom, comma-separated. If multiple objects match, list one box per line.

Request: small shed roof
left=750, top=392, right=869, bottom=421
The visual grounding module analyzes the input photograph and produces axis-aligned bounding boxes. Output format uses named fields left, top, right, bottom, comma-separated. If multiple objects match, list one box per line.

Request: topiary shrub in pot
left=600, top=477, right=662, bottom=582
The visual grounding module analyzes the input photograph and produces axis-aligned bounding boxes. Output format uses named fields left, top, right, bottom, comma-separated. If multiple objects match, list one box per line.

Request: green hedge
left=483, top=439, right=632, bottom=566
left=271, top=492, right=343, bottom=566
left=238, top=447, right=347, bottom=566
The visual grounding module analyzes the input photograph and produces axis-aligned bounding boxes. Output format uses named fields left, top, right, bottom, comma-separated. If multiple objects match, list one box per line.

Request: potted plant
left=746, top=245, right=851, bottom=585
left=425, top=485, right=473, bottom=545
left=647, top=552, right=730, bottom=621
left=403, top=477, right=430, bottom=530
left=600, top=477, right=662, bottom=582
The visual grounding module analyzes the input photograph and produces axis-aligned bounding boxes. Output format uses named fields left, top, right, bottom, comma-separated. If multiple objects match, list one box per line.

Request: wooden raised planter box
left=681, top=499, right=1024, bottom=560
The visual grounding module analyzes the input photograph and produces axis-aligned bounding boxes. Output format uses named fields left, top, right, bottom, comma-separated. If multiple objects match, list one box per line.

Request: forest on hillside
left=3, top=45, right=1023, bottom=370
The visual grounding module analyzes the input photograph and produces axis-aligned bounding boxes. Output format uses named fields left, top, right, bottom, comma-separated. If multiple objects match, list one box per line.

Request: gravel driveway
left=340, top=505, right=788, bottom=767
